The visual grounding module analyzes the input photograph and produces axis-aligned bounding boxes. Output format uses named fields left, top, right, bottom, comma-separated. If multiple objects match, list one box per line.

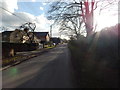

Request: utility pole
left=50, top=25, right=52, bottom=37
left=49, top=25, right=52, bottom=47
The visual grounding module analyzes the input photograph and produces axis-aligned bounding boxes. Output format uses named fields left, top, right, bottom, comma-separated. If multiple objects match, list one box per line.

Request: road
left=2, top=44, right=76, bottom=88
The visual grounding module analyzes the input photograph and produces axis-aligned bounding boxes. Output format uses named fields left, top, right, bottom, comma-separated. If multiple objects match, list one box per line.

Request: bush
left=68, top=24, right=119, bottom=88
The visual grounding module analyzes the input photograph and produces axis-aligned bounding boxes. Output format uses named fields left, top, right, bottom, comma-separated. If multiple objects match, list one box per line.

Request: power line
left=0, top=7, right=29, bottom=22
left=0, top=7, right=37, bottom=33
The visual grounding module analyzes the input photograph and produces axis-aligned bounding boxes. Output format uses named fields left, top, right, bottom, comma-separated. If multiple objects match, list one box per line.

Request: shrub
left=68, top=24, right=119, bottom=88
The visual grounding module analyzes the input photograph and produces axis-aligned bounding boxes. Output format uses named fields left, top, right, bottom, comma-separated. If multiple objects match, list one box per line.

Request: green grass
left=2, top=45, right=55, bottom=67
left=46, top=46, right=55, bottom=48
left=2, top=56, right=23, bottom=66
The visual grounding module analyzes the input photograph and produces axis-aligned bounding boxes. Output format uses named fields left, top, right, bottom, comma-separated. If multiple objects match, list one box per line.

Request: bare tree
left=47, top=0, right=117, bottom=38
left=19, top=22, right=36, bottom=43
left=48, top=1, right=85, bottom=39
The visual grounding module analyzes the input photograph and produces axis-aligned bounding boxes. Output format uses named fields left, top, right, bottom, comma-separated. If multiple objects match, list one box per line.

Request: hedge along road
left=2, top=44, right=76, bottom=88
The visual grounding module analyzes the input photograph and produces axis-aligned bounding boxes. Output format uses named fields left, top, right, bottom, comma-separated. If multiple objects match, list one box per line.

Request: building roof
left=2, top=31, right=49, bottom=38
left=33, top=32, right=49, bottom=37
left=2, top=31, right=13, bottom=36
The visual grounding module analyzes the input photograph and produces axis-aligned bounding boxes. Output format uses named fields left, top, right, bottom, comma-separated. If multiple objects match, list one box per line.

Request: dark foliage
left=68, top=24, right=119, bottom=88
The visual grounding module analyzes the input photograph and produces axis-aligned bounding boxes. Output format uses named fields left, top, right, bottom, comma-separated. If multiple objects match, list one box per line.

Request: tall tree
left=48, top=1, right=85, bottom=39
left=48, top=0, right=117, bottom=37
left=80, top=0, right=95, bottom=36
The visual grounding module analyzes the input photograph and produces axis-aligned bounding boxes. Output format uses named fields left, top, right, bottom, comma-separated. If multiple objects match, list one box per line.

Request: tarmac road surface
left=2, top=44, right=76, bottom=88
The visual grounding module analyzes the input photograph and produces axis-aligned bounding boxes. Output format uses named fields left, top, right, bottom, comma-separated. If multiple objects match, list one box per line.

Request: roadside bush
left=68, top=24, right=119, bottom=88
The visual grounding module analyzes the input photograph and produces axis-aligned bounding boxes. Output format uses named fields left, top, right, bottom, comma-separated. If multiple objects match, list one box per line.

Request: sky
left=15, top=2, right=50, bottom=16
left=0, top=0, right=60, bottom=38
left=93, top=0, right=118, bottom=31
left=0, top=0, right=119, bottom=39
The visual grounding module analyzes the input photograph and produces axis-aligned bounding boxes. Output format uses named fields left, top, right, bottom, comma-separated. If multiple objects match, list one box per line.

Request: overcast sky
left=0, top=0, right=119, bottom=39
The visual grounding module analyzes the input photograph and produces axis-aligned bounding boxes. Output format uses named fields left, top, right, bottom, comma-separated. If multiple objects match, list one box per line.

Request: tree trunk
left=81, top=1, right=94, bottom=37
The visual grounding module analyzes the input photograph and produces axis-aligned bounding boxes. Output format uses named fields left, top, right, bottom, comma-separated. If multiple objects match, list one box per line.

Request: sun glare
left=95, top=15, right=118, bottom=32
